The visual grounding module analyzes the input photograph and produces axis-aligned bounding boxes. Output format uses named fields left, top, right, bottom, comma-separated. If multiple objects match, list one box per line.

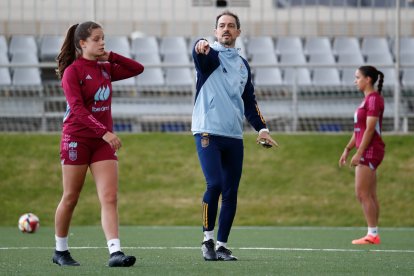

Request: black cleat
left=217, top=246, right=238, bottom=261
left=108, top=251, right=136, bottom=267
left=52, top=250, right=80, bottom=266
left=201, top=239, right=218, bottom=261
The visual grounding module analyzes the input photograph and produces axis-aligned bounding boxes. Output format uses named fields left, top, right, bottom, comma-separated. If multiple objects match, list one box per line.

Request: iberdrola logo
left=94, top=85, right=110, bottom=102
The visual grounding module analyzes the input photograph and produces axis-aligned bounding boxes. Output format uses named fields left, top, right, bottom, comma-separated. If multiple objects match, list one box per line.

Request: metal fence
left=0, top=0, right=413, bottom=133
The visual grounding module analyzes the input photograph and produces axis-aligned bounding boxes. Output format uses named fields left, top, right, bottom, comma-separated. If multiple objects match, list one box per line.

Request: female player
left=339, top=65, right=385, bottom=245
left=53, top=21, right=144, bottom=266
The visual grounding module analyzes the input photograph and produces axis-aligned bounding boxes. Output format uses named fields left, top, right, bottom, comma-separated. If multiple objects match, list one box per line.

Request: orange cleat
left=352, top=234, right=381, bottom=245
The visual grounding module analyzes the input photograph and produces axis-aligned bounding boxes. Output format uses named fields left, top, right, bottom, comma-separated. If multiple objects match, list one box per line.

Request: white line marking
left=1, top=246, right=413, bottom=253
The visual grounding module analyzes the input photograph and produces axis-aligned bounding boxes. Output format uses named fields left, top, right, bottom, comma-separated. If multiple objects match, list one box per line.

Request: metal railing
left=1, top=61, right=413, bottom=133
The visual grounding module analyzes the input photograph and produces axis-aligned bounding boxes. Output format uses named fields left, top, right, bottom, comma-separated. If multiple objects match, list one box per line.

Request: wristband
left=259, top=128, right=270, bottom=135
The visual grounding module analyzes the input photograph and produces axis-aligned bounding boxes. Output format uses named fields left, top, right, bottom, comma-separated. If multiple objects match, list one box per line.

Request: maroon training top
left=61, top=52, right=144, bottom=138
left=354, top=92, right=385, bottom=158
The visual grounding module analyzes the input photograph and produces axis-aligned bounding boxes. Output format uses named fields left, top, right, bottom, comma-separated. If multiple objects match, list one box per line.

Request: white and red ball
left=18, top=213, right=40, bottom=233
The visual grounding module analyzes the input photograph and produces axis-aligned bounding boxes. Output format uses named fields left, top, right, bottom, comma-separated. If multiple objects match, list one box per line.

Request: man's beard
left=220, top=37, right=234, bottom=47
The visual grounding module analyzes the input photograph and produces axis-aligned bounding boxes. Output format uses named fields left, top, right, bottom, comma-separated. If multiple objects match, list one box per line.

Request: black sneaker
left=108, top=251, right=136, bottom=267
left=216, top=246, right=238, bottom=261
left=52, top=250, right=80, bottom=266
left=201, top=239, right=218, bottom=261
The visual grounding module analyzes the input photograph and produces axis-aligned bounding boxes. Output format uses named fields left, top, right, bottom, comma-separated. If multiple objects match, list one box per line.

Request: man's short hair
left=215, top=10, right=240, bottom=29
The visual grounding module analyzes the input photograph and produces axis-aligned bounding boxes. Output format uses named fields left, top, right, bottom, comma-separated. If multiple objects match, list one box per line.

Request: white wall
left=0, top=0, right=413, bottom=37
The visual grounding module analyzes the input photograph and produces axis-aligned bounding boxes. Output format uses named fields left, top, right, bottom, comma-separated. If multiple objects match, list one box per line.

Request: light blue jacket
left=191, top=41, right=266, bottom=139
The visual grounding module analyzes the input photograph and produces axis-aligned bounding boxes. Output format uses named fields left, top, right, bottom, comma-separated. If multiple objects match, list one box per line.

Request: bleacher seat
left=280, top=52, right=309, bottom=85
left=9, top=35, right=38, bottom=57
left=134, top=52, right=164, bottom=88
left=247, top=36, right=275, bottom=58
left=131, top=36, right=159, bottom=56
left=0, top=68, right=12, bottom=85
left=337, top=52, right=364, bottom=86
left=39, top=35, right=64, bottom=61
left=163, top=51, right=192, bottom=87
left=235, top=37, right=247, bottom=59
left=250, top=52, right=278, bottom=65
left=0, top=52, right=11, bottom=85
left=304, top=36, right=333, bottom=56
left=312, top=68, right=341, bottom=86
left=163, top=52, right=190, bottom=65
left=0, top=53, right=11, bottom=85
left=250, top=51, right=281, bottom=87
left=112, top=76, right=136, bottom=86
left=399, top=53, right=414, bottom=66
left=366, top=52, right=393, bottom=66
left=361, top=37, right=391, bottom=57
left=275, top=36, right=303, bottom=55
left=341, top=69, right=356, bottom=86
left=10, top=52, right=39, bottom=76
left=337, top=52, right=364, bottom=65
left=12, top=68, right=42, bottom=86
left=284, top=68, right=312, bottom=86
left=134, top=52, right=161, bottom=65
left=0, top=52, right=9, bottom=64
left=333, top=36, right=361, bottom=56
left=392, top=37, right=414, bottom=55
left=136, top=68, right=165, bottom=87
left=9, top=51, right=41, bottom=86
left=0, top=35, right=7, bottom=55
left=105, top=36, right=131, bottom=57
left=254, top=68, right=283, bottom=87
left=11, top=52, right=39, bottom=65
left=402, top=69, right=414, bottom=87
left=160, top=36, right=187, bottom=57
left=165, top=68, right=193, bottom=87
left=308, top=52, right=335, bottom=65
left=280, top=52, right=307, bottom=65
left=377, top=67, right=396, bottom=87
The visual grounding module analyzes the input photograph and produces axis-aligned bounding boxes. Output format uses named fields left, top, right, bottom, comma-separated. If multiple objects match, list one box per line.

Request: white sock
left=203, top=230, right=214, bottom=242
left=107, top=238, right=121, bottom=254
left=368, top=227, right=379, bottom=237
left=216, top=241, right=227, bottom=250
left=55, top=235, right=68, bottom=252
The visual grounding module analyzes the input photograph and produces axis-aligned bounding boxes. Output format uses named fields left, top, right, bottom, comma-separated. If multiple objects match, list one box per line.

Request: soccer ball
left=18, top=213, right=40, bottom=233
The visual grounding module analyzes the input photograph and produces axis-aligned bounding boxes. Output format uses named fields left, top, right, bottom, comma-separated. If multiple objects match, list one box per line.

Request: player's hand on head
left=97, top=51, right=110, bottom=61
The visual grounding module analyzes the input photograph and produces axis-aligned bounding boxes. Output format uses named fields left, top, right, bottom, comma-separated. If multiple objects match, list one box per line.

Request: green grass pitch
left=1, top=226, right=413, bottom=275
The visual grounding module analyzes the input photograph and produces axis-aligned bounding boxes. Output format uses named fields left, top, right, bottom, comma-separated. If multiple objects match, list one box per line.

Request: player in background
left=339, top=65, right=385, bottom=245
left=53, top=21, right=144, bottom=266
left=192, top=10, right=278, bottom=261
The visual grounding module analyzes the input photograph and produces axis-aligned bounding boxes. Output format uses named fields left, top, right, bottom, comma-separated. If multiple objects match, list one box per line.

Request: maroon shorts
left=359, top=149, right=384, bottom=170
left=60, top=134, right=117, bottom=165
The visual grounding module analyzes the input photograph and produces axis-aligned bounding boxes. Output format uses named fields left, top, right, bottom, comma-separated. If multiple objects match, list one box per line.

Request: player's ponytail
left=56, top=21, right=102, bottom=79
left=56, top=23, right=79, bottom=79
left=377, top=70, right=384, bottom=95
left=358, top=65, right=385, bottom=95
